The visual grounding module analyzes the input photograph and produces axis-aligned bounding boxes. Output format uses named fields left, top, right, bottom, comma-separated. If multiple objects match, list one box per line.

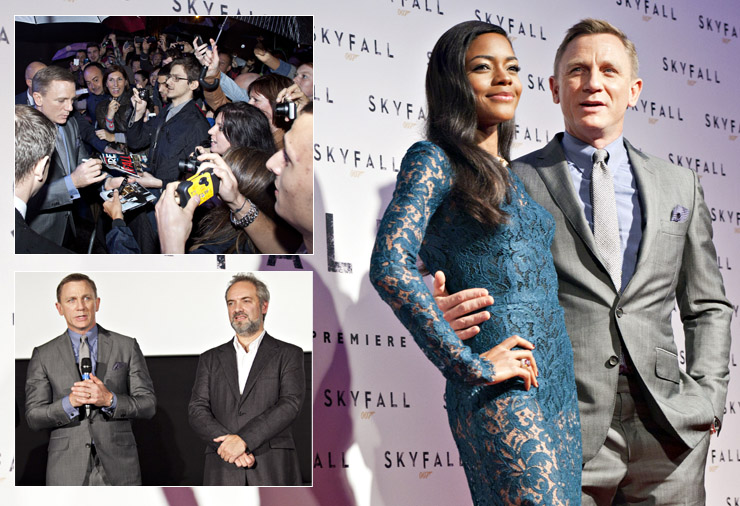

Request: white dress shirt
left=233, top=331, right=265, bottom=394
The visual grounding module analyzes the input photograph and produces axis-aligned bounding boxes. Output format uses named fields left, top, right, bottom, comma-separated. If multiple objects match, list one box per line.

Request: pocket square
left=670, top=205, right=689, bottom=223
left=112, top=361, right=127, bottom=371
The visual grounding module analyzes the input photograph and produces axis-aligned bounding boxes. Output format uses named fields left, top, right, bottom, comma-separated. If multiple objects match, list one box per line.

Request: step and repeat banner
left=4, top=0, right=739, bottom=505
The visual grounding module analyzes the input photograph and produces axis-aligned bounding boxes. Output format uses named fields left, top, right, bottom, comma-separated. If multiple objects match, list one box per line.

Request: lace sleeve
left=369, top=142, right=495, bottom=385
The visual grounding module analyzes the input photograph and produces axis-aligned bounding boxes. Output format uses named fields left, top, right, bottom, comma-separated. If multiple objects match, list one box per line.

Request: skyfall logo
left=662, top=57, right=721, bottom=84
left=316, top=27, right=394, bottom=59
left=473, top=11, right=547, bottom=40
left=314, top=143, right=399, bottom=173
left=629, top=99, right=683, bottom=123
left=615, top=0, right=678, bottom=21
left=171, top=0, right=249, bottom=15
left=391, top=0, right=445, bottom=16
left=698, top=15, right=738, bottom=41
left=324, top=389, right=411, bottom=409
left=667, top=153, right=726, bottom=177
left=704, top=114, right=739, bottom=136
left=368, top=95, right=427, bottom=122
left=314, top=330, right=408, bottom=348
left=384, top=450, right=463, bottom=469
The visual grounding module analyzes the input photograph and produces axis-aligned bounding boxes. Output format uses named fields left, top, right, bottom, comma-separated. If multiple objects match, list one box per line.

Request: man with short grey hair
left=189, top=273, right=304, bottom=485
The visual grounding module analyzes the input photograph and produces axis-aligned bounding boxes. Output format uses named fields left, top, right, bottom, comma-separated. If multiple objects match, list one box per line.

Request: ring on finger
left=520, top=358, right=531, bottom=368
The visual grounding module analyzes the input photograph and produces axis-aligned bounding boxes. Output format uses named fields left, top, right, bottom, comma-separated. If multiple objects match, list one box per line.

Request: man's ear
left=33, top=155, right=51, bottom=183
left=549, top=76, right=560, bottom=104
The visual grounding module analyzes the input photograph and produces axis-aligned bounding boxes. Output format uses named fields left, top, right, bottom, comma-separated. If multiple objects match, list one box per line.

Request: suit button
left=56, top=421, right=63, bottom=426
left=616, top=307, right=624, bottom=318
left=85, top=443, right=91, bottom=448
left=607, top=356, right=619, bottom=367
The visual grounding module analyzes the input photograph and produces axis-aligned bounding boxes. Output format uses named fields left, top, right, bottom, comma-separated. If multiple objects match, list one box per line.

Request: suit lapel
left=217, top=341, right=242, bottom=403
left=54, top=332, right=81, bottom=385
left=55, top=122, right=76, bottom=175
left=96, top=326, right=112, bottom=382
left=239, top=334, right=277, bottom=405
left=535, top=136, right=600, bottom=260
left=624, top=139, right=659, bottom=289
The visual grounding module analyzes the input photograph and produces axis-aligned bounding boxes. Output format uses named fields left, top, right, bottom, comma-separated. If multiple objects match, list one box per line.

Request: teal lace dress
left=370, top=141, right=582, bottom=505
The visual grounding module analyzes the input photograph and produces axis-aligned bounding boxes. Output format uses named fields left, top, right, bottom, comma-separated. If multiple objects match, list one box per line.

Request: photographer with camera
left=106, top=146, right=300, bottom=254
left=153, top=148, right=302, bottom=255
left=155, top=103, right=313, bottom=255
left=109, top=56, right=209, bottom=253
left=125, top=56, right=209, bottom=192
left=247, top=74, right=294, bottom=150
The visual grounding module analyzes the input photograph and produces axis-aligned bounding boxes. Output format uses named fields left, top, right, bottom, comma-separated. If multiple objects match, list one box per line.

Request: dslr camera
left=178, top=153, right=202, bottom=173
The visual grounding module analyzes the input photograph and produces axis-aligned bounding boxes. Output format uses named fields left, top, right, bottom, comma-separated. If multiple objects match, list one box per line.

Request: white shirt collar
left=15, top=196, right=28, bottom=219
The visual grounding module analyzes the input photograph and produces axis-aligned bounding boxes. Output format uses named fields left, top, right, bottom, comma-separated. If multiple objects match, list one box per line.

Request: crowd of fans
left=15, top=29, right=314, bottom=254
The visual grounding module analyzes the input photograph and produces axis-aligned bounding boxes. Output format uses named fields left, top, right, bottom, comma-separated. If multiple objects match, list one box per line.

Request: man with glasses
left=122, top=57, right=210, bottom=252
left=126, top=56, right=210, bottom=192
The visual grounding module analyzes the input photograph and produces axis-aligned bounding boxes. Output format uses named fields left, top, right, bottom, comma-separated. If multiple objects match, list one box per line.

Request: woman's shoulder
left=404, top=140, right=451, bottom=168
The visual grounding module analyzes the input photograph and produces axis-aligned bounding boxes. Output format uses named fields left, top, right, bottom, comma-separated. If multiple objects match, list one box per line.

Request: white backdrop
left=5, top=0, right=740, bottom=505
left=14, top=271, right=313, bottom=358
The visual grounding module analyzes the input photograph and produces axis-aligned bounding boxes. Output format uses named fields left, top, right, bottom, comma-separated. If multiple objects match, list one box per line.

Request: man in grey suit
left=25, top=273, right=156, bottom=485
left=188, top=273, right=305, bottom=485
left=26, top=66, right=106, bottom=250
left=437, top=19, right=732, bottom=504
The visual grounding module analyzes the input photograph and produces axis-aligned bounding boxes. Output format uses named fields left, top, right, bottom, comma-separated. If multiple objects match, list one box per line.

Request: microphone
left=81, top=358, right=92, bottom=419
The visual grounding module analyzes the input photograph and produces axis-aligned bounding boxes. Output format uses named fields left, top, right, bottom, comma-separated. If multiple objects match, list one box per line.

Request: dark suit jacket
left=25, top=326, right=156, bottom=485
left=513, top=134, right=732, bottom=462
left=15, top=208, right=71, bottom=253
left=126, top=99, right=210, bottom=187
left=188, top=333, right=305, bottom=485
left=26, top=115, right=87, bottom=246
left=16, top=91, right=32, bottom=105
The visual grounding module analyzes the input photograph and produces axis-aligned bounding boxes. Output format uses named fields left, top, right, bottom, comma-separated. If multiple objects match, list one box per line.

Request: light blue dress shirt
left=561, top=132, right=643, bottom=291
left=61, top=325, right=118, bottom=419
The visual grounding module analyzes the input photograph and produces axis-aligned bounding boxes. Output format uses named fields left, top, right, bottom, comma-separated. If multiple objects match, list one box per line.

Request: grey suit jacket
left=26, top=115, right=87, bottom=246
left=188, top=333, right=305, bottom=485
left=513, top=134, right=732, bottom=462
left=25, top=326, right=156, bottom=485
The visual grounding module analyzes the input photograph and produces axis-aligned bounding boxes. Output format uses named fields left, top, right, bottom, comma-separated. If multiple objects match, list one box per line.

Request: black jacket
left=126, top=99, right=210, bottom=186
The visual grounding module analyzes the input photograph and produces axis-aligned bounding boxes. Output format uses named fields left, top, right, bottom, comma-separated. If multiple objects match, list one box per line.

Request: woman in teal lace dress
left=369, top=21, right=581, bottom=505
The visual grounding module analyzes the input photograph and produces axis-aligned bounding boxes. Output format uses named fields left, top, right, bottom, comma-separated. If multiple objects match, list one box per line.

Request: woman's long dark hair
left=189, top=148, right=297, bottom=254
left=426, top=21, right=516, bottom=226
left=97, top=65, right=133, bottom=133
left=215, top=102, right=276, bottom=154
